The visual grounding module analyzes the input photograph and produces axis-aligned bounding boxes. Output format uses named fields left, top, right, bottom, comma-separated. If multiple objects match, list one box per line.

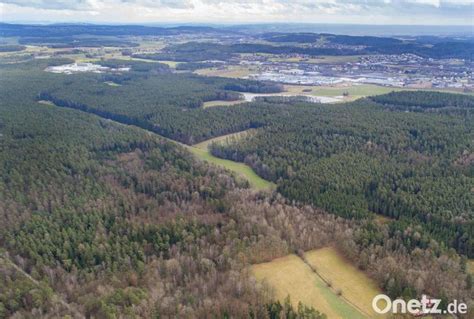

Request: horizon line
left=1, top=21, right=472, bottom=28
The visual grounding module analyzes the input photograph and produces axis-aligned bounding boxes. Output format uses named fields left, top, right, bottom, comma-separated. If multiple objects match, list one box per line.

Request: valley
left=190, top=130, right=275, bottom=191
left=0, top=21, right=472, bottom=318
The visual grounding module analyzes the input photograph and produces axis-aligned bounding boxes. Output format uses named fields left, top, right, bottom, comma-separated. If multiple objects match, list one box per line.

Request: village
left=238, top=53, right=473, bottom=90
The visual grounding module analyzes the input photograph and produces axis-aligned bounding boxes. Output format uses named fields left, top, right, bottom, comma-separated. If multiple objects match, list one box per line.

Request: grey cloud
left=1, top=0, right=471, bottom=20
left=1, top=0, right=194, bottom=10
left=119, top=0, right=194, bottom=9
left=0, top=0, right=95, bottom=10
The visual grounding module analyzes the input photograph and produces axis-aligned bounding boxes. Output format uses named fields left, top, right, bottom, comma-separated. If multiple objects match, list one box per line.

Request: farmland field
left=304, top=247, right=385, bottom=318
left=284, top=84, right=404, bottom=99
left=268, top=55, right=362, bottom=64
left=251, top=254, right=367, bottom=319
left=285, top=84, right=470, bottom=100
left=195, top=65, right=257, bottom=78
left=152, top=60, right=181, bottom=68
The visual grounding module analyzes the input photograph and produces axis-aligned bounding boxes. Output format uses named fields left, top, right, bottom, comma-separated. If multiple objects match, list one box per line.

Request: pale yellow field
left=202, top=99, right=246, bottom=108
left=252, top=254, right=360, bottom=319
left=37, top=100, right=55, bottom=106
left=284, top=84, right=402, bottom=100
left=269, top=55, right=362, bottom=64
left=284, top=84, right=468, bottom=100
left=195, top=65, right=257, bottom=78
left=154, top=60, right=181, bottom=68
left=104, top=81, right=121, bottom=87
left=304, top=247, right=385, bottom=318
left=251, top=251, right=382, bottom=318
left=251, top=247, right=389, bottom=318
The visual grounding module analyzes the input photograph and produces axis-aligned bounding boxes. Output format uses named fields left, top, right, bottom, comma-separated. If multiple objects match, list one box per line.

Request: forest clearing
left=191, top=130, right=275, bottom=190
left=304, top=247, right=385, bottom=318
left=251, top=247, right=390, bottom=318
left=251, top=251, right=368, bottom=319
left=202, top=99, right=246, bottom=108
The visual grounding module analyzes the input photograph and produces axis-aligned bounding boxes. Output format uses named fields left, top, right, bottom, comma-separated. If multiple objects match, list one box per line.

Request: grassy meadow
left=191, top=130, right=275, bottom=191
left=304, top=247, right=385, bottom=318
left=195, top=65, right=257, bottom=78
left=251, top=247, right=389, bottom=318
left=251, top=254, right=367, bottom=319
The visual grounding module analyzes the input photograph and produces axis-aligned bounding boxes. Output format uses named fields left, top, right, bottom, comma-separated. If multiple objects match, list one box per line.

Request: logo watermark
left=372, top=294, right=468, bottom=316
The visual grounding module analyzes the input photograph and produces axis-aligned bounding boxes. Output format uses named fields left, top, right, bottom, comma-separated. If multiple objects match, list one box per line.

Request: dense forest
left=261, top=33, right=403, bottom=46
left=0, top=23, right=220, bottom=38
left=371, top=91, right=474, bottom=113
left=135, top=37, right=474, bottom=62
left=0, top=60, right=332, bottom=318
left=209, top=95, right=474, bottom=258
left=30, top=59, right=474, bottom=258
left=37, top=60, right=281, bottom=144
left=0, top=57, right=472, bottom=318
left=133, top=42, right=362, bottom=62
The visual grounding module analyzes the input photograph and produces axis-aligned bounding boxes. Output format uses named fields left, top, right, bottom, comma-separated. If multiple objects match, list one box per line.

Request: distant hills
left=0, top=22, right=224, bottom=37
left=1, top=22, right=472, bottom=60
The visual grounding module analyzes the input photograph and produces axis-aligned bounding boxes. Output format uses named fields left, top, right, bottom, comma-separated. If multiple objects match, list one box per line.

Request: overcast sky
left=0, top=0, right=472, bottom=25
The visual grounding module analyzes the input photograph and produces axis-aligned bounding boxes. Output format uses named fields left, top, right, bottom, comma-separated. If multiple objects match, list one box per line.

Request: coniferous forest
left=0, top=46, right=473, bottom=317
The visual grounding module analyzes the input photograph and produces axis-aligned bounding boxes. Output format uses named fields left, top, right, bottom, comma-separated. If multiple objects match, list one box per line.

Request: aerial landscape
left=0, top=0, right=473, bottom=318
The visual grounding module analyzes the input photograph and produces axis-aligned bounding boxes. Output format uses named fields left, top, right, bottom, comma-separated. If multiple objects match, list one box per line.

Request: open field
left=153, top=60, right=181, bottom=68
left=202, top=99, right=246, bottom=108
left=195, top=65, right=257, bottom=78
left=285, top=84, right=470, bottom=100
left=136, top=39, right=167, bottom=50
left=269, top=55, right=362, bottom=64
left=191, top=130, right=275, bottom=191
left=104, top=81, right=121, bottom=87
left=284, top=84, right=404, bottom=100
left=37, top=100, right=56, bottom=106
left=251, top=254, right=366, bottom=319
left=188, top=146, right=274, bottom=190
left=304, top=247, right=385, bottom=318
